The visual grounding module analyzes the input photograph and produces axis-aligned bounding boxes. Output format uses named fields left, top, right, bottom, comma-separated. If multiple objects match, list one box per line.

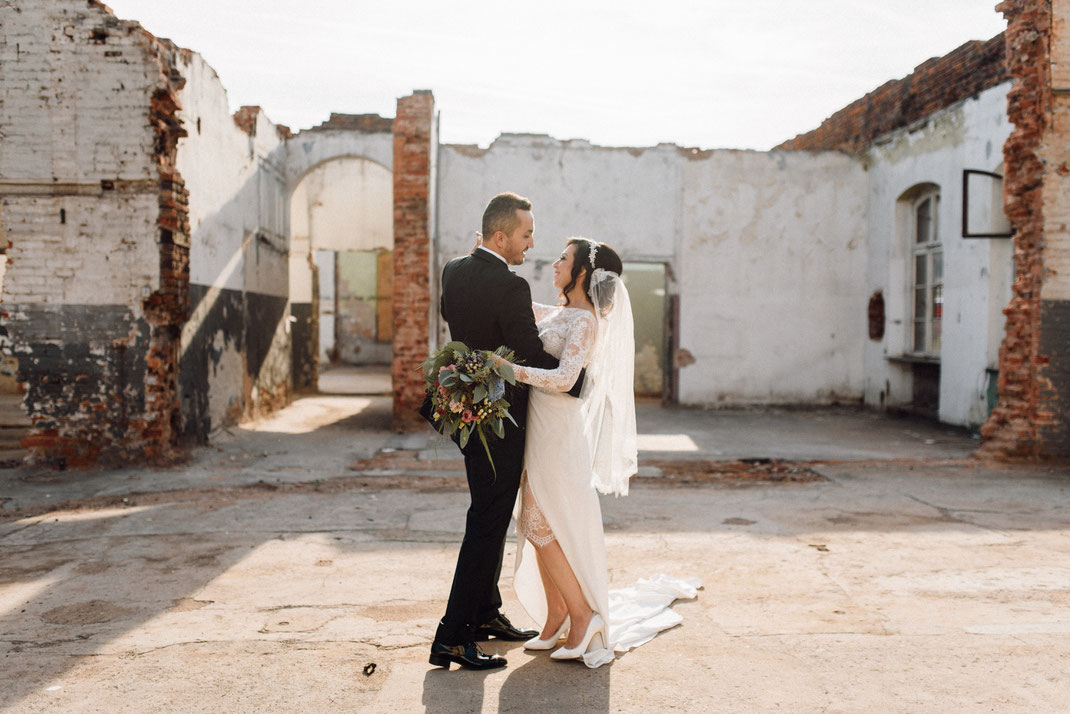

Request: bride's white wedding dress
left=511, top=302, right=700, bottom=668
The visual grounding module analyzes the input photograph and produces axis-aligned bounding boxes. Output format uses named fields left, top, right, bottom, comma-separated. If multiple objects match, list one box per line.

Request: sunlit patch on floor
left=637, top=434, right=699, bottom=452
left=243, top=396, right=377, bottom=434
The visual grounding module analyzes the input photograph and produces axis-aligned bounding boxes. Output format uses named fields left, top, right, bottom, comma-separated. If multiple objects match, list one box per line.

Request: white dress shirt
left=477, top=246, right=509, bottom=266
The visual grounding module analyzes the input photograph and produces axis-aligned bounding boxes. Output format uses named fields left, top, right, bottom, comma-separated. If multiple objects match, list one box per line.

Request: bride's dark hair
left=561, top=238, right=623, bottom=307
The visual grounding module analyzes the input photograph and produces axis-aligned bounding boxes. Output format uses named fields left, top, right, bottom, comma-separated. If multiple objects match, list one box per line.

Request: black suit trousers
left=435, top=419, right=526, bottom=644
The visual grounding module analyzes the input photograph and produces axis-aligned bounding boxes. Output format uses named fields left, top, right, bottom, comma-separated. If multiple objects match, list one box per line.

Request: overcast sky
left=104, top=0, right=1007, bottom=151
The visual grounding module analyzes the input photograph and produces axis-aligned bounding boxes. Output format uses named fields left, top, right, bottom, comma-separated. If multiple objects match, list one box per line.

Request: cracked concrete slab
left=1, top=461, right=1069, bottom=712
left=0, top=383, right=1067, bottom=711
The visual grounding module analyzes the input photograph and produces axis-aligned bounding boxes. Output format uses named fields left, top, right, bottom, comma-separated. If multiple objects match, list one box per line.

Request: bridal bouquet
left=421, top=341, right=518, bottom=473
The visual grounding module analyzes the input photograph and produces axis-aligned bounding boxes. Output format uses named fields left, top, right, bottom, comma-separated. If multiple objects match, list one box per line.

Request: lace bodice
left=511, top=303, right=597, bottom=392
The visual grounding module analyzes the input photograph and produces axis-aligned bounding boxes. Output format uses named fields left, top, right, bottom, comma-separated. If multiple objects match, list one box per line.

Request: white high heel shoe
left=550, top=613, right=606, bottom=660
left=523, top=616, right=570, bottom=650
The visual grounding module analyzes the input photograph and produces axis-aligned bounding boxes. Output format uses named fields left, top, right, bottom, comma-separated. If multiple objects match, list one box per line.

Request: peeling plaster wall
left=436, top=136, right=867, bottom=406
left=175, top=54, right=290, bottom=439
left=0, top=0, right=187, bottom=466
left=864, top=82, right=1014, bottom=428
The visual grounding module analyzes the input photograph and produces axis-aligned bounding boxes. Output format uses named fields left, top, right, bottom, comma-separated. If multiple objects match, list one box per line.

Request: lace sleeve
left=512, top=312, right=596, bottom=392
left=531, top=302, right=557, bottom=322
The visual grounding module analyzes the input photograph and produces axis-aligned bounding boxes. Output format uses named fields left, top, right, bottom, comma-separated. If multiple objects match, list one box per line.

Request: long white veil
left=581, top=268, right=638, bottom=496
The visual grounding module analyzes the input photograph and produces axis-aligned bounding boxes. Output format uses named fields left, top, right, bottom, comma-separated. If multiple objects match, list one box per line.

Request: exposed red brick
left=126, top=35, right=190, bottom=465
left=979, top=0, right=1054, bottom=459
left=310, top=113, right=394, bottom=134
left=777, top=34, right=1007, bottom=154
left=233, top=105, right=262, bottom=136
left=391, top=92, right=434, bottom=432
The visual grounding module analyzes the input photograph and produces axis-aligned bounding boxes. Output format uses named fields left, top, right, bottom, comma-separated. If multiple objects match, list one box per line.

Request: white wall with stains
left=679, top=150, right=868, bottom=404
left=863, top=81, right=1014, bottom=428
left=435, top=136, right=868, bottom=406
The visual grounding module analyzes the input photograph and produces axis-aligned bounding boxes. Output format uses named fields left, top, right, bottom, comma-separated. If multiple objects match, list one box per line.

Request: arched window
left=911, top=188, right=942, bottom=355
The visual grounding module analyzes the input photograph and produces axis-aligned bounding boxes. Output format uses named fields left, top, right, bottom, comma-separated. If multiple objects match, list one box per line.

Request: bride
left=495, top=238, right=699, bottom=668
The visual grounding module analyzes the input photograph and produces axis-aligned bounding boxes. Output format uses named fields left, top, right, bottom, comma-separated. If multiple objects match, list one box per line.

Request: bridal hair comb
left=588, top=240, right=599, bottom=268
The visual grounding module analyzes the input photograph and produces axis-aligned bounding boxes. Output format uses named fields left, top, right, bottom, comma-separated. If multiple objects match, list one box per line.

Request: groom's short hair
left=482, top=192, right=532, bottom=238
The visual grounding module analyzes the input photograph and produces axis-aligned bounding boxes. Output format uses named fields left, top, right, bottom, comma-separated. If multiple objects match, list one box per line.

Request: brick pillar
left=391, top=91, right=434, bottom=432
left=981, top=0, right=1070, bottom=459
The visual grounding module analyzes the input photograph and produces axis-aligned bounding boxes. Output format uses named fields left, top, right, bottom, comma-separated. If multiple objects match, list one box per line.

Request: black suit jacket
left=434, top=249, right=560, bottom=430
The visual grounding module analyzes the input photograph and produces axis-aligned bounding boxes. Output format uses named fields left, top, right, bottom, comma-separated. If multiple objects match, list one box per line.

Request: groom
left=427, top=192, right=577, bottom=670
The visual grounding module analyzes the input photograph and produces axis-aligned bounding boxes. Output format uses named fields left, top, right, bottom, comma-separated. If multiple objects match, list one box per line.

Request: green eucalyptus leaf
left=477, top=428, right=496, bottom=478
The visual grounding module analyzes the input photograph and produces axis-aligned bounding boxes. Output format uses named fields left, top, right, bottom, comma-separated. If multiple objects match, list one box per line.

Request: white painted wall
left=291, top=157, right=393, bottom=252
left=175, top=52, right=292, bottom=429
left=863, top=81, right=1014, bottom=427
left=0, top=0, right=161, bottom=308
left=289, top=179, right=314, bottom=304
left=679, top=150, right=868, bottom=404
left=285, top=131, right=394, bottom=194
left=177, top=54, right=288, bottom=297
left=436, top=135, right=868, bottom=406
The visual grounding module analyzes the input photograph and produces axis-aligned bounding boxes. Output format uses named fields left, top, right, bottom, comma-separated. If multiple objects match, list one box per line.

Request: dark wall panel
left=7, top=304, right=150, bottom=465
left=1039, top=299, right=1070, bottom=457
left=291, top=302, right=317, bottom=391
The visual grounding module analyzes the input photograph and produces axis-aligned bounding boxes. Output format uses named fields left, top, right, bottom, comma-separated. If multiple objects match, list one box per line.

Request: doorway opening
left=622, top=262, right=670, bottom=401
left=289, top=156, right=393, bottom=396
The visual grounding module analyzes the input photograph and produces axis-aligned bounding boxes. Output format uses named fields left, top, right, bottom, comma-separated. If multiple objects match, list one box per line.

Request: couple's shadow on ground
left=421, top=641, right=611, bottom=713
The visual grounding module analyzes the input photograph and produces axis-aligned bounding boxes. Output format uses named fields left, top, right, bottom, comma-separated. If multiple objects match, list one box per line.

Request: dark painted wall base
left=180, top=284, right=290, bottom=443
left=291, top=302, right=317, bottom=391
left=1039, top=298, right=1070, bottom=457
left=6, top=304, right=151, bottom=466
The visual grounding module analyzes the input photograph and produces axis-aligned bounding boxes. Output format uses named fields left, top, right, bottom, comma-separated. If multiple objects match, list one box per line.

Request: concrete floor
left=1, top=371, right=1068, bottom=712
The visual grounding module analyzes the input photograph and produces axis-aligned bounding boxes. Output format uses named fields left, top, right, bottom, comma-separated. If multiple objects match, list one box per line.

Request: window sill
left=886, top=354, right=940, bottom=366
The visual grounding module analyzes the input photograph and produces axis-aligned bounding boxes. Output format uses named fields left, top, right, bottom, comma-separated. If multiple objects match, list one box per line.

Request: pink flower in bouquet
left=450, top=400, right=464, bottom=413
left=461, top=409, right=475, bottom=423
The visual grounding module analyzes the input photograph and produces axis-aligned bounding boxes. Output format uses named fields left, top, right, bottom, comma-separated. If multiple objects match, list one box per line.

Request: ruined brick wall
left=0, top=1, right=188, bottom=466
left=777, top=34, right=1007, bottom=154
left=391, top=92, right=435, bottom=431
left=982, top=0, right=1070, bottom=458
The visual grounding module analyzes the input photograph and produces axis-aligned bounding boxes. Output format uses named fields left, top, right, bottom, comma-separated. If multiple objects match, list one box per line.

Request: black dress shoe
left=474, top=613, right=538, bottom=642
left=429, top=640, right=507, bottom=670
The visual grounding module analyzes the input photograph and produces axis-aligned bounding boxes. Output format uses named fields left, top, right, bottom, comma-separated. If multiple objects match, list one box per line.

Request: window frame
left=910, top=190, right=943, bottom=358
